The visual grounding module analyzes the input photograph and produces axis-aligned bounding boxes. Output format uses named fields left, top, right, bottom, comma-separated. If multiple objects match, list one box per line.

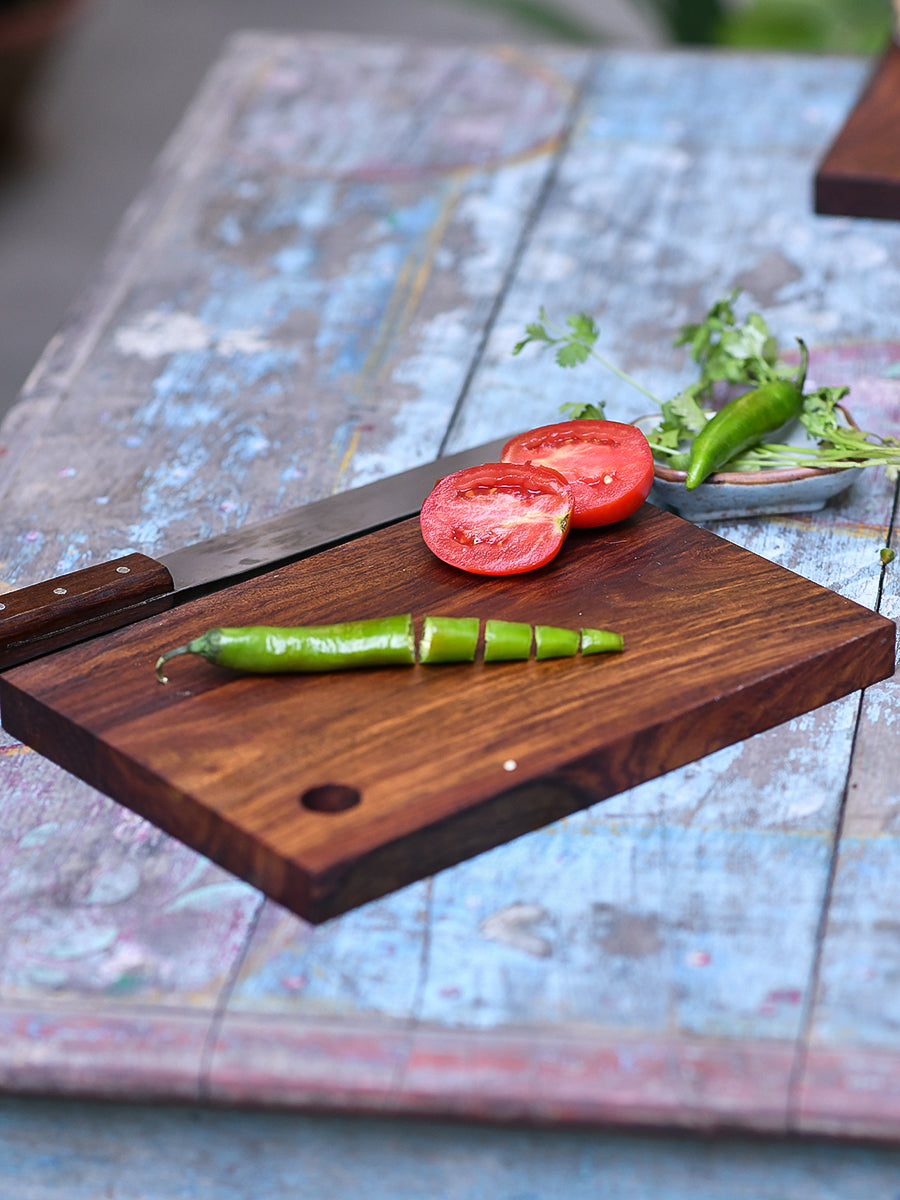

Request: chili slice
left=483, top=619, right=533, bottom=662
left=418, top=616, right=479, bottom=663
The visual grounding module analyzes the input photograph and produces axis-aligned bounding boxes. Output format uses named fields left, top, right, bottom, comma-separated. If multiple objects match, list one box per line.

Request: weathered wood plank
left=435, top=45, right=900, bottom=1133
left=794, top=514, right=900, bottom=1137
left=0, top=33, right=589, bottom=579
left=6, top=1093, right=900, bottom=1200
left=0, top=31, right=589, bottom=1101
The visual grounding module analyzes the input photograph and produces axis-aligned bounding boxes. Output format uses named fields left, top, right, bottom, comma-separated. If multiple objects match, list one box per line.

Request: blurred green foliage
left=452, top=0, right=598, bottom=40
left=687, top=0, right=892, bottom=51
left=457, top=0, right=893, bottom=50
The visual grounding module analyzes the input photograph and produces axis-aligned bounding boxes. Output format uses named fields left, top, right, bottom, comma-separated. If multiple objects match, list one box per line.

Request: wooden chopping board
left=0, top=506, right=894, bottom=923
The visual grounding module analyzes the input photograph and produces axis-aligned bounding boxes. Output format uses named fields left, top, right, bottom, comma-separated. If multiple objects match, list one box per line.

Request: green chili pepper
left=684, top=339, right=809, bottom=490
left=580, top=628, right=624, bottom=654
left=484, top=619, right=533, bottom=662
left=535, top=624, right=580, bottom=659
left=156, top=614, right=624, bottom=682
left=418, top=616, right=480, bottom=663
left=155, top=614, right=416, bottom=683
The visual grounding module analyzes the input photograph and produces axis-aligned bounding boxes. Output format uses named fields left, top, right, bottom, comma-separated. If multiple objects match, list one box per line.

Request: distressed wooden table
left=0, top=33, right=898, bottom=1148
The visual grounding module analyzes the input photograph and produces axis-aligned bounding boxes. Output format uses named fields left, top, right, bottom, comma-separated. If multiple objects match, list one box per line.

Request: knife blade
left=0, top=437, right=507, bottom=670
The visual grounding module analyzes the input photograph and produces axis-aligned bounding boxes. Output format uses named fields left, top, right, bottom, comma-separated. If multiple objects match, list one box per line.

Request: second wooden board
left=815, top=42, right=900, bottom=219
left=0, top=506, right=894, bottom=922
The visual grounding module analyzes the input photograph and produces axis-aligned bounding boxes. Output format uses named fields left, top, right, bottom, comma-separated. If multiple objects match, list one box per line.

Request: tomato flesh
left=501, top=419, right=654, bottom=528
left=420, top=462, right=573, bottom=576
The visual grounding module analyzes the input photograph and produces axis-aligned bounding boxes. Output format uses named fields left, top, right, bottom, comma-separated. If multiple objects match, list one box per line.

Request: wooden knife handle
left=0, top=553, right=175, bottom=670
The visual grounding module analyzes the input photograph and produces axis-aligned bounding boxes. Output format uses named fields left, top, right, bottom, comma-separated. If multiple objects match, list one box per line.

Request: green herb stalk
left=514, top=291, right=900, bottom=483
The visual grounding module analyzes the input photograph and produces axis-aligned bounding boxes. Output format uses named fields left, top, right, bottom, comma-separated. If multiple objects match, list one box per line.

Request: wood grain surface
left=1, top=507, right=893, bottom=922
left=0, top=35, right=899, bottom=1141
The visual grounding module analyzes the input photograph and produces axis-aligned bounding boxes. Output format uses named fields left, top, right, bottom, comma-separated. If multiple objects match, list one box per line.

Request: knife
left=0, top=437, right=507, bottom=670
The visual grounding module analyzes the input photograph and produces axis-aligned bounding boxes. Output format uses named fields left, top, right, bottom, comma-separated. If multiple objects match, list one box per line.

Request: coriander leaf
left=514, top=295, right=900, bottom=483
left=565, top=312, right=599, bottom=346
left=512, top=321, right=553, bottom=355
left=664, top=389, right=708, bottom=434
left=672, top=290, right=793, bottom=400
left=513, top=308, right=661, bottom=405
left=642, top=388, right=708, bottom=457
left=560, top=401, right=606, bottom=420
left=556, top=341, right=592, bottom=368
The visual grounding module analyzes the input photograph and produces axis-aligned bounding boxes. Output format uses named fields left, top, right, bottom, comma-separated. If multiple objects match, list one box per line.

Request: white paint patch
left=218, top=328, right=271, bottom=355
left=17, top=822, right=61, bottom=849
left=164, top=880, right=260, bottom=913
left=115, top=310, right=210, bottom=358
left=836, top=236, right=890, bottom=271
left=531, top=249, right=578, bottom=283
left=85, top=862, right=142, bottom=906
left=783, top=793, right=830, bottom=820
left=115, top=309, right=272, bottom=360
left=457, top=162, right=545, bottom=297
left=480, top=902, right=553, bottom=958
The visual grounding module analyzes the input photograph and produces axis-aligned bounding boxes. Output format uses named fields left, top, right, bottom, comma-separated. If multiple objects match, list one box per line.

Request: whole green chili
left=684, top=339, right=808, bottom=490
left=155, top=614, right=416, bottom=682
left=156, top=614, right=624, bottom=682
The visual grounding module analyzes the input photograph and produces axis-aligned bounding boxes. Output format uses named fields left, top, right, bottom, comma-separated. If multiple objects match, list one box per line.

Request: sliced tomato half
left=420, top=462, right=573, bottom=576
left=501, top=419, right=654, bottom=528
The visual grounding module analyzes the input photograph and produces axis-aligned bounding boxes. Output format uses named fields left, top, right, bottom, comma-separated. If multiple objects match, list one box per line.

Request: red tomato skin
left=501, top=420, right=654, bottom=528
left=419, top=462, right=573, bottom=576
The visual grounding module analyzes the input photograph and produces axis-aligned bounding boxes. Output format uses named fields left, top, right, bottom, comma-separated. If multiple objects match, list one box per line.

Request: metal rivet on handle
left=0, top=603, right=5, bottom=611
left=116, top=565, right=130, bottom=574
left=53, top=587, right=67, bottom=595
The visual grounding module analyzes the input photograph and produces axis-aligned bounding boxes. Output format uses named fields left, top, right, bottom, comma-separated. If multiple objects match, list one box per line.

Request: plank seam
left=785, top=687, right=864, bottom=1131
left=438, top=55, right=593, bottom=456
left=787, top=474, right=899, bottom=1127
left=197, top=895, right=267, bottom=1102
left=390, top=876, right=436, bottom=1099
left=874, top=474, right=900, bottom=615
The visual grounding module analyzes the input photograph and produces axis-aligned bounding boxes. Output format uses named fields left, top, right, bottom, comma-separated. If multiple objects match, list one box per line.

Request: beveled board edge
left=0, top=606, right=893, bottom=924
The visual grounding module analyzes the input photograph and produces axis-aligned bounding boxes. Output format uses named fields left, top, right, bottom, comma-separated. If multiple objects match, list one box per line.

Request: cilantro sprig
left=513, top=309, right=661, bottom=417
left=514, top=292, right=900, bottom=482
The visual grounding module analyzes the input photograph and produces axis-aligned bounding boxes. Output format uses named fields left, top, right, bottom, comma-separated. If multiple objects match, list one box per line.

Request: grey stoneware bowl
left=633, top=415, right=861, bottom=521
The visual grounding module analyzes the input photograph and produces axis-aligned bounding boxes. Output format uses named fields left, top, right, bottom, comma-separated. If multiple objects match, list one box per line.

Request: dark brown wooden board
left=815, top=41, right=900, bottom=219
left=0, top=506, right=894, bottom=923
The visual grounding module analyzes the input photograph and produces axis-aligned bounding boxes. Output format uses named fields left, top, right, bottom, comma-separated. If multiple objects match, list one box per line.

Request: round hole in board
left=300, top=783, right=361, bottom=814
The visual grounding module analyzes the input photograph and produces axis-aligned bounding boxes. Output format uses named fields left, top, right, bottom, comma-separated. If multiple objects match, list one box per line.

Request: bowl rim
left=633, top=408, right=863, bottom=487
left=652, top=462, right=854, bottom=487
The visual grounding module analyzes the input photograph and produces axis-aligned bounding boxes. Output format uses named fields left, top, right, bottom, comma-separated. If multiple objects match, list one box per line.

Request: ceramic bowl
left=634, top=415, right=862, bottom=521
left=648, top=461, right=862, bottom=521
